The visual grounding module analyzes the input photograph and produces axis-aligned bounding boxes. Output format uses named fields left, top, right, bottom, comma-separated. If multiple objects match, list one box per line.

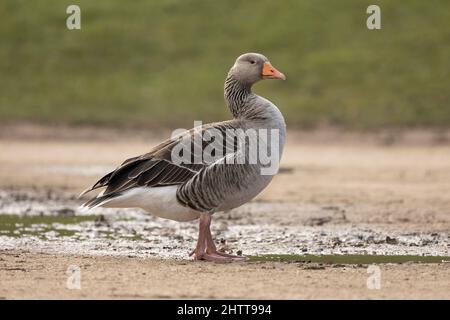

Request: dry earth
left=1, top=250, right=449, bottom=299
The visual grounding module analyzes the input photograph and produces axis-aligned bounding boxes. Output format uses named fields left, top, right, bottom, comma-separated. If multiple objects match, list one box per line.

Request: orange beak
left=262, top=62, right=286, bottom=80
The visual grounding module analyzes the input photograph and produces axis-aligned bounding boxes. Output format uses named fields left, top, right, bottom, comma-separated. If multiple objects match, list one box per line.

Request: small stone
left=386, top=236, right=398, bottom=244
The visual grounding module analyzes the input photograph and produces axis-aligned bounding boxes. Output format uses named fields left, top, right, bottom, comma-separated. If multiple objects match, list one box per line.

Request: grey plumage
left=81, top=53, right=286, bottom=217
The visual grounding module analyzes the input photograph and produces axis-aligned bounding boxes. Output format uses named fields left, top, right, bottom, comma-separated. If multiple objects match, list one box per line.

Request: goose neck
left=224, top=74, right=253, bottom=118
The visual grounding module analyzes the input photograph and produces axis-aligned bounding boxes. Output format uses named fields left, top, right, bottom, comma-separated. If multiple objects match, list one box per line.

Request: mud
left=0, top=188, right=448, bottom=260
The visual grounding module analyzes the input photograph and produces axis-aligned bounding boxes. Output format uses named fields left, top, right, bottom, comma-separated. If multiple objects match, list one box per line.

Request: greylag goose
left=80, top=53, right=286, bottom=261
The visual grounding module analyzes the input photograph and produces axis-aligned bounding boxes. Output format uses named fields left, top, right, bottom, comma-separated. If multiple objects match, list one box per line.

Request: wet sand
left=0, top=125, right=449, bottom=299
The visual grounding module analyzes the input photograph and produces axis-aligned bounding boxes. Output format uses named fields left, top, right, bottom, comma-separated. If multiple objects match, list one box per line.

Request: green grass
left=249, top=254, right=450, bottom=264
left=0, top=214, right=146, bottom=241
left=0, top=214, right=97, bottom=239
left=1, top=0, right=449, bottom=129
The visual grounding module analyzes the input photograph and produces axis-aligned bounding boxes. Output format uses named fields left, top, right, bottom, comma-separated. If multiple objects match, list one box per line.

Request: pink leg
left=189, top=213, right=247, bottom=262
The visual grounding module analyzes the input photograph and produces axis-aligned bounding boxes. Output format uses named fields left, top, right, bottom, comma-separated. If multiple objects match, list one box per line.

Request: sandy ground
left=0, top=124, right=449, bottom=299
left=1, top=249, right=449, bottom=299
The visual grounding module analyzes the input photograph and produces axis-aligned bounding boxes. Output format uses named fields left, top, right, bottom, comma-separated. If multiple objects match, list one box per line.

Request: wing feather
left=80, top=120, right=241, bottom=202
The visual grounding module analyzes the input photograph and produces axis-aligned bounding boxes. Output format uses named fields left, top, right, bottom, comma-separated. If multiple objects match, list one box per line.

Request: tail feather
left=79, top=192, right=122, bottom=211
left=78, top=171, right=114, bottom=199
left=78, top=186, right=95, bottom=198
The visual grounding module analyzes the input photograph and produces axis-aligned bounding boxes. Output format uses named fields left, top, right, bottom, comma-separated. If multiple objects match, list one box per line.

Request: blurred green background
left=1, top=0, right=449, bottom=129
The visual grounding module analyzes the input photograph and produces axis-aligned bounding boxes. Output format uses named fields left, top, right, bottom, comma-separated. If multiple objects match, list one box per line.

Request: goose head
left=229, top=53, right=286, bottom=85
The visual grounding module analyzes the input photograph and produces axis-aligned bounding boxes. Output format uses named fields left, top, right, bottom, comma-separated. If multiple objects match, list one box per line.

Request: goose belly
left=215, top=173, right=274, bottom=212
left=102, top=186, right=200, bottom=222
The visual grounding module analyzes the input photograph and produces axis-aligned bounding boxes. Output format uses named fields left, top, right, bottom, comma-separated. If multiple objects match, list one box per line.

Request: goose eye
left=250, top=60, right=256, bottom=65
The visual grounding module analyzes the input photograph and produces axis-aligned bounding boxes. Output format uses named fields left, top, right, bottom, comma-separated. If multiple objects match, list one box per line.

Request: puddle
left=0, top=214, right=98, bottom=239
